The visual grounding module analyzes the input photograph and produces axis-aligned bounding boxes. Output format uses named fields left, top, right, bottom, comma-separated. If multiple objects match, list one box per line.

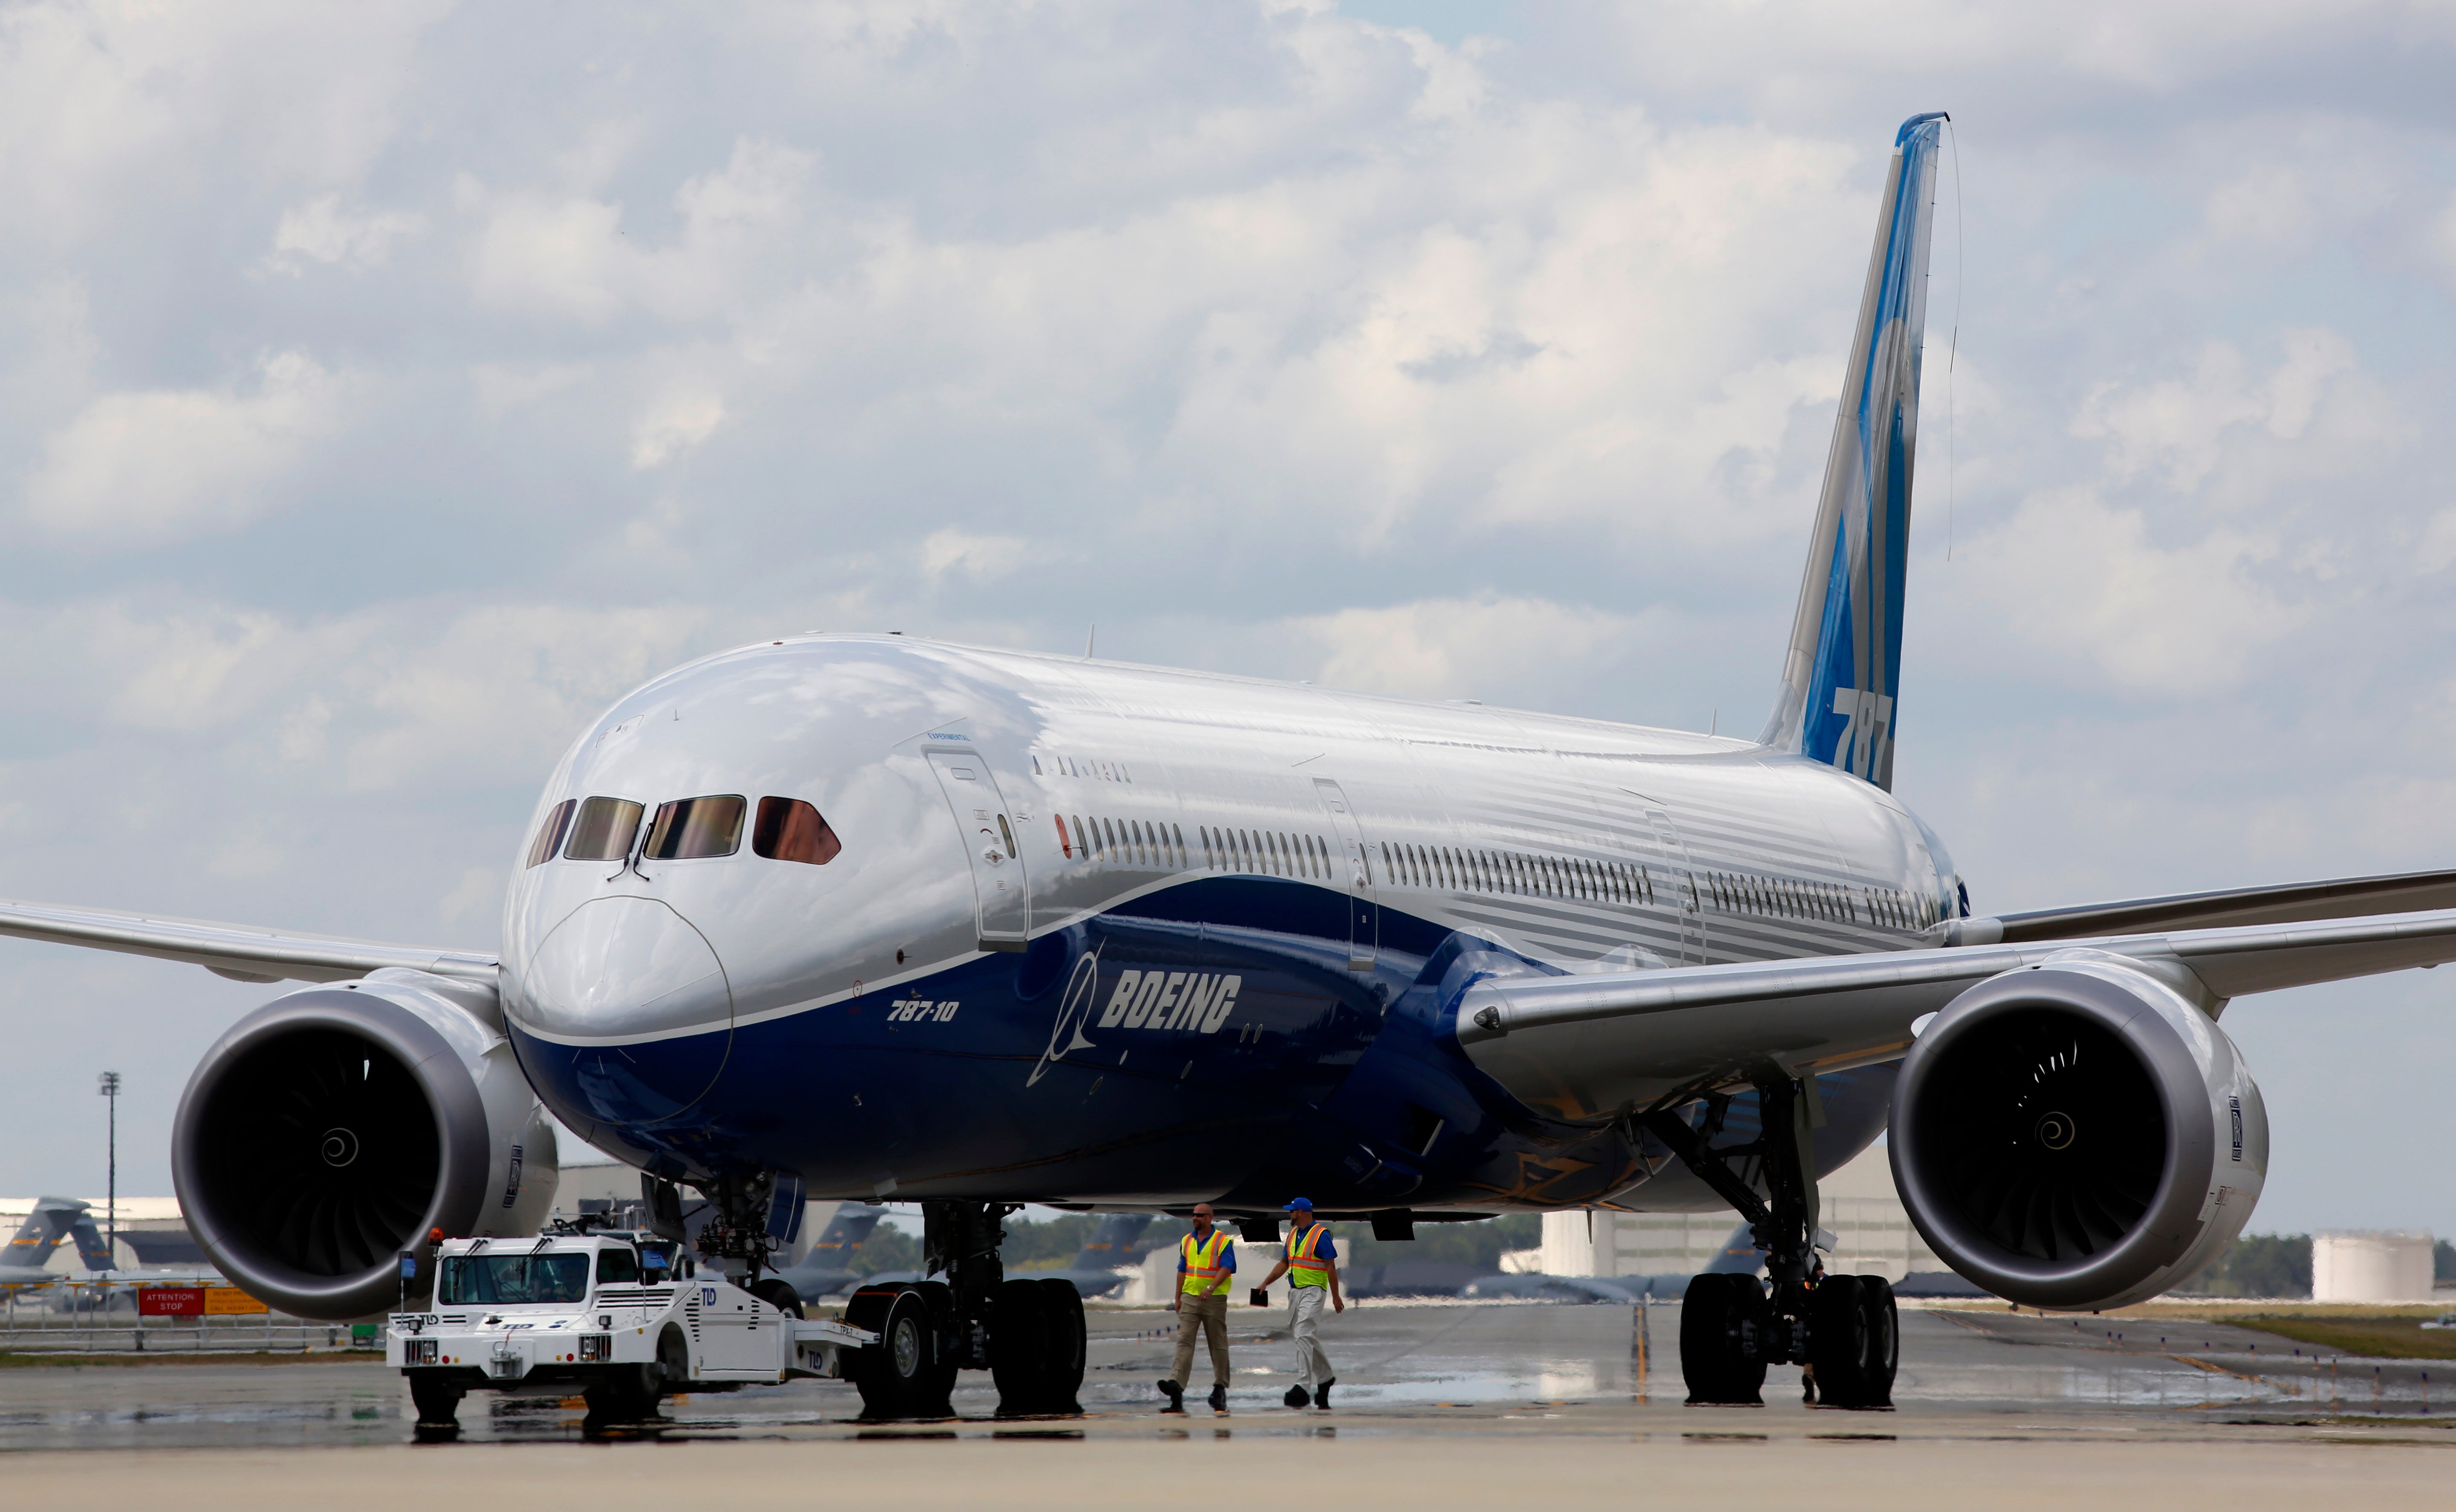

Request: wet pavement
left=0, top=1301, right=2448, bottom=1452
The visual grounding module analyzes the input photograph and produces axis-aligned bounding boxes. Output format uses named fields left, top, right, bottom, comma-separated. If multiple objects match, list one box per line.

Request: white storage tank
left=2311, top=1230, right=2435, bottom=1302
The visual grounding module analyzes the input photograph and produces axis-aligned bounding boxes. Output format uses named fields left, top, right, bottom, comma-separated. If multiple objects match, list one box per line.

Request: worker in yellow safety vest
left=1156, top=1203, right=1236, bottom=1413
left=1257, top=1197, right=1343, bottom=1408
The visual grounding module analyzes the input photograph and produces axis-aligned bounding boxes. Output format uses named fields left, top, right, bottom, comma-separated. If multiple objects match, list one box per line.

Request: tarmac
left=2, top=1300, right=2449, bottom=1508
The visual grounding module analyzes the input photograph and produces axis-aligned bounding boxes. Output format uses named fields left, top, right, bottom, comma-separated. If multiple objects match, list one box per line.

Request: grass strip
left=2221, top=1317, right=2456, bottom=1361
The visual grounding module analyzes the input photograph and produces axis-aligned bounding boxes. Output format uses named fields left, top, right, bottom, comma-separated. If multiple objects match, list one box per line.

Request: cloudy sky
left=3, top=0, right=2453, bottom=1240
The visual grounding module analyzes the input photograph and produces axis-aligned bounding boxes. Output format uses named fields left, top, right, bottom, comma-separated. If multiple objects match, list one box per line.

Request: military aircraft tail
left=2, top=1195, right=93, bottom=1274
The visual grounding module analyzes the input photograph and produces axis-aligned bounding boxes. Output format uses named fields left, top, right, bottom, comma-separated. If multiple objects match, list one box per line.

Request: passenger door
left=926, top=749, right=1031, bottom=952
left=1640, top=804, right=1703, bottom=965
left=1313, top=778, right=1376, bottom=970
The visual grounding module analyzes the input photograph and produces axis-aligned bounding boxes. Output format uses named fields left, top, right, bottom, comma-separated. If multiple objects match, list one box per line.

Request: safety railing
left=0, top=1284, right=379, bottom=1354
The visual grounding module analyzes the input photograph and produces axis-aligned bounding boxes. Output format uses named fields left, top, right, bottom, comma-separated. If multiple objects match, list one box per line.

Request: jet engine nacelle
left=171, top=969, right=559, bottom=1319
left=1888, top=953, right=2266, bottom=1311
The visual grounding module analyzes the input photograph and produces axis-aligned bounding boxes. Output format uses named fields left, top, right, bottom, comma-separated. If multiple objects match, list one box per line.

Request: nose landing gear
left=1643, top=1076, right=1899, bottom=1410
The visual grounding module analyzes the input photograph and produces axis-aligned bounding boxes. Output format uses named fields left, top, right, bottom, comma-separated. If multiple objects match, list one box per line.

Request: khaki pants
left=1170, top=1292, right=1231, bottom=1388
left=1289, top=1284, right=1333, bottom=1388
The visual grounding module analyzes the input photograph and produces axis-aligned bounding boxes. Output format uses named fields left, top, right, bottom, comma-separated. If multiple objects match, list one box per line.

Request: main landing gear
left=843, top=1201, right=1086, bottom=1419
left=1642, top=1077, right=1899, bottom=1410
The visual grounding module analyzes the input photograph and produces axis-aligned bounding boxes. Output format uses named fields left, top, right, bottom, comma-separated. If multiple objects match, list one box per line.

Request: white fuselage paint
left=501, top=633, right=1960, bottom=1064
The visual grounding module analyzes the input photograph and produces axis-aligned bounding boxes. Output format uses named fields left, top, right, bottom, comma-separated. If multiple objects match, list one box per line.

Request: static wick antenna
left=1945, top=117, right=1964, bottom=562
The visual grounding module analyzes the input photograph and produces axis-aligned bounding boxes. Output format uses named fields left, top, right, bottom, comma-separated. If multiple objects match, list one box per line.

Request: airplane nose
left=514, top=896, right=734, bottom=1041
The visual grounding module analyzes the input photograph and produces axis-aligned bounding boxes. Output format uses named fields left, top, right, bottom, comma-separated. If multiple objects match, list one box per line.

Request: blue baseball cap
left=1283, top=1198, right=1313, bottom=1211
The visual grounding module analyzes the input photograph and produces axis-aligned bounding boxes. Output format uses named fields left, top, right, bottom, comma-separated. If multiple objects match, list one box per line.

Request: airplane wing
left=1979, top=866, right=2456, bottom=942
left=0, top=896, right=497, bottom=986
left=1454, top=906, right=2456, bottom=1122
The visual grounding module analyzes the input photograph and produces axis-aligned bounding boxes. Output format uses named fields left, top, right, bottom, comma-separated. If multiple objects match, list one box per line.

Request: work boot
left=1157, top=1378, right=1185, bottom=1413
left=1208, top=1383, right=1228, bottom=1413
left=1315, top=1378, right=1335, bottom=1410
left=1283, top=1384, right=1311, bottom=1408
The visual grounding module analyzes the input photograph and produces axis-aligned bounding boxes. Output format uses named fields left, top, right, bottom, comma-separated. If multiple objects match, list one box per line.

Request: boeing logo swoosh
left=1027, top=946, right=1103, bottom=1087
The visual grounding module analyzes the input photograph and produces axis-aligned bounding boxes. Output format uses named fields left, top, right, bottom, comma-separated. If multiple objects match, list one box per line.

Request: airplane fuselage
left=501, top=634, right=1961, bottom=1214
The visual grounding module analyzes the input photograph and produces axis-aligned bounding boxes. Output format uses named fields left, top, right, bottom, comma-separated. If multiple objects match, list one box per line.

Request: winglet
left=1759, top=112, right=1949, bottom=789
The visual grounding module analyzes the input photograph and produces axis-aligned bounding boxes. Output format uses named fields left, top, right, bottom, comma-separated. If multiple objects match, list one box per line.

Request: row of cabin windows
left=1040, top=812, right=1932, bottom=931
left=1206, top=827, right=1329, bottom=879
left=524, top=794, right=843, bottom=869
left=1055, top=815, right=1330, bottom=881
left=1055, top=814, right=1189, bottom=870
left=1055, top=814, right=1662, bottom=910
left=1704, top=870, right=1932, bottom=930
left=1381, top=840, right=1656, bottom=906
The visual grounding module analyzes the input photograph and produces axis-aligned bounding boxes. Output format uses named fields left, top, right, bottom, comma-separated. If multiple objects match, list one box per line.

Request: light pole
left=97, top=1071, right=119, bottom=1269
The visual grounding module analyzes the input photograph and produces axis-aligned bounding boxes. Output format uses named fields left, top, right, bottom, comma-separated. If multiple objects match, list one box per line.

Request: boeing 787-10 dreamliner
left=6, top=113, right=2451, bottom=1416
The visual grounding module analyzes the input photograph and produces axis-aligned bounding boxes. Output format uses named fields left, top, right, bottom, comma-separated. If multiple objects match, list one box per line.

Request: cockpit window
left=754, top=796, right=843, bottom=865
left=564, top=797, right=646, bottom=862
left=525, top=800, right=576, bottom=868
left=645, top=795, right=746, bottom=859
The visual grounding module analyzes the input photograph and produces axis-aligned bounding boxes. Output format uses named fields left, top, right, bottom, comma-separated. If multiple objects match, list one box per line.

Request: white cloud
left=463, top=136, right=814, bottom=326
left=261, top=194, right=427, bottom=275
left=463, top=185, right=632, bottom=324
left=438, top=864, right=503, bottom=927
left=2430, top=197, right=2456, bottom=279
left=343, top=604, right=706, bottom=791
left=0, top=0, right=451, bottom=254
left=630, top=384, right=727, bottom=469
left=2417, top=509, right=2456, bottom=575
left=206, top=828, right=284, bottom=880
left=72, top=602, right=361, bottom=732
left=2071, top=329, right=2364, bottom=497
left=20, top=351, right=352, bottom=539
left=2204, top=166, right=2309, bottom=244
left=471, top=360, right=596, bottom=419
left=918, top=528, right=1032, bottom=582
left=0, top=279, right=100, bottom=427
left=1950, top=489, right=2305, bottom=694
left=1288, top=594, right=1639, bottom=701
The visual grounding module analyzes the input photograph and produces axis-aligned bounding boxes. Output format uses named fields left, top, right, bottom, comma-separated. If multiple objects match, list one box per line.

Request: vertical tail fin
left=1760, top=112, right=1949, bottom=789
left=2, top=1196, right=91, bottom=1272
left=808, top=1203, right=884, bottom=1258
left=68, top=1214, right=114, bottom=1272
left=1069, top=1211, right=1156, bottom=1269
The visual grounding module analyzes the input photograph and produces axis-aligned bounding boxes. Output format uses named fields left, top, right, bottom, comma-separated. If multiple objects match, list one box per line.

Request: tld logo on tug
left=1097, top=970, right=1242, bottom=1032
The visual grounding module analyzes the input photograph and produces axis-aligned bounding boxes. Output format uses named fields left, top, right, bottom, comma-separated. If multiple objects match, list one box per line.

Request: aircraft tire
left=1856, top=1275, right=1898, bottom=1407
left=990, top=1278, right=1053, bottom=1414
left=1679, top=1273, right=1766, bottom=1405
left=752, top=1277, right=803, bottom=1318
left=407, top=1371, right=464, bottom=1427
left=847, top=1285, right=941, bottom=1419
left=912, top=1280, right=961, bottom=1411
left=1036, top=1277, right=1086, bottom=1412
left=1808, top=1275, right=1874, bottom=1406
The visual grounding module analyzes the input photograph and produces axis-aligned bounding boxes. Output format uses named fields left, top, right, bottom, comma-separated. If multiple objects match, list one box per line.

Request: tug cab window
left=525, top=800, right=576, bottom=868
left=437, top=1252, right=590, bottom=1306
left=754, top=797, right=843, bottom=865
left=645, top=795, right=746, bottom=859
left=564, top=797, right=646, bottom=862
left=595, top=1246, right=640, bottom=1284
